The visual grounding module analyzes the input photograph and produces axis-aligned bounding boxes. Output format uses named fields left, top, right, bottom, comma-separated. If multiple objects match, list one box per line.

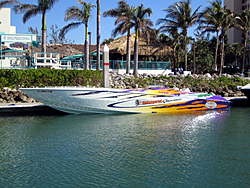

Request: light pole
left=96, top=0, right=101, bottom=70
left=88, top=32, right=91, bottom=69
left=193, top=38, right=196, bottom=74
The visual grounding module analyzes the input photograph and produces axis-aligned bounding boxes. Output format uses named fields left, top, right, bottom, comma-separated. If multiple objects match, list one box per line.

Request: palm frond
left=59, top=22, right=83, bottom=37
left=0, top=0, right=20, bottom=8
left=65, top=6, right=84, bottom=22
left=22, top=8, right=42, bottom=23
left=14, top=4, right=38, bottom=14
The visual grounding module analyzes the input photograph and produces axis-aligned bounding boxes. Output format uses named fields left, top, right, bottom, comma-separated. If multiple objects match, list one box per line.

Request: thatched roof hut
left=28, top=33, right=172, bottom=59
left=106, top=33, right=172, bottom=57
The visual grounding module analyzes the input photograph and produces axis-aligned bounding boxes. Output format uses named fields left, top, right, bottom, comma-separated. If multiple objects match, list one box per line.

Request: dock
left=0, top=102, right=65, bottom=116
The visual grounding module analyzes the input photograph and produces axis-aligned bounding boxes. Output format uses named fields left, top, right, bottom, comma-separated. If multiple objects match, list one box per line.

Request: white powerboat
left=241, top=83, right=250, bottom=99
left=20, top=87, right=232, bottom=114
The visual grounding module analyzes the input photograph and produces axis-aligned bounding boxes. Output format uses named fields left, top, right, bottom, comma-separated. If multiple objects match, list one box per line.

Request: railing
left=34, top=52, right=60, bottom=69
left=64, top=60, right=171, bottom=70
left=2, top=57, right=171, bottom=71
left=108, top=60, right=171, bottom=70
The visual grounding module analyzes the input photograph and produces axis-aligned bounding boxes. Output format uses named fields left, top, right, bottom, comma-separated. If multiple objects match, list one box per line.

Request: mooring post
left=102, top=44, right=109, bottom=88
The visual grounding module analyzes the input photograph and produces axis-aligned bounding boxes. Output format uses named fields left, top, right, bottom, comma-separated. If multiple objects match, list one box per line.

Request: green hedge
left=0, top=69, right=249, bottom=92
left=0, top=69, right=103, bottom=89
left=131, top=75, right=250, bottom=91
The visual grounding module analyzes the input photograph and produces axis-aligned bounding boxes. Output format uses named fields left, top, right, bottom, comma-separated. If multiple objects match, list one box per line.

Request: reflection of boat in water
left=20, top=87, right=232, bottom=114
left=240, top=84, right=250, bottom=100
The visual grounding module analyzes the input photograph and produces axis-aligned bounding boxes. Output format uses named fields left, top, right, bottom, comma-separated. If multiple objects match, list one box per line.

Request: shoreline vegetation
left=0, top=69, right=249, bottom=104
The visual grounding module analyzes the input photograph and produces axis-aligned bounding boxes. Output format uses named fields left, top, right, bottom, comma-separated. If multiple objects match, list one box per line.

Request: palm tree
left=199, top=0, right=224, bottom=73
left=220, top=9, right=234, bottom=74
left=132, top=3, right=153, bottom=76
left=231, top=43, right=244, bottom=68
left=103, top=0, right=136, bottom=74
left=159, top=29, right=182, bottom=73
left=14, top=0, right=60, bottom=54
left=96, top=0, right=101, bottom=70
left=0, top=0, right=19, bottom=8
left=157, top=0, right=201, bottom=72
left=101, top=37, right=114, bottom=45
left=59, top=0, right=95, bottom=70
left=235, top=9, right=250, bottom=73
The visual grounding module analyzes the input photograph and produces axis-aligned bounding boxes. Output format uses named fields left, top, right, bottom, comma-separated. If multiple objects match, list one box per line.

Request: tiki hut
left=106, top=33, right=172, bottom=61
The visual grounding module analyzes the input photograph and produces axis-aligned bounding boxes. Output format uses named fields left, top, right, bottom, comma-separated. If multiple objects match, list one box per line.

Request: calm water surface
left=0, top=108, right=249, bottom=188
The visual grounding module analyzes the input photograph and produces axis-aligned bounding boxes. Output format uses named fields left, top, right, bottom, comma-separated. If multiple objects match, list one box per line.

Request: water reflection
left=0, top=109, right=249, bottom=187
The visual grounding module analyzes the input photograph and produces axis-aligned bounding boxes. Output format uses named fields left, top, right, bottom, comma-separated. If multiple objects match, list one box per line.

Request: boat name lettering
left=142, top=99, right=163, bottom=105
left=162, top=98, right=180, bottom=103
left=136, top=98, right=181, bottom=106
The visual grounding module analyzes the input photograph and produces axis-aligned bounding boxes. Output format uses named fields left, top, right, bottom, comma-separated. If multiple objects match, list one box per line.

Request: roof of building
left=106, top=33, right=172, bottom=56
left=29, top=33, right=172, bottom=58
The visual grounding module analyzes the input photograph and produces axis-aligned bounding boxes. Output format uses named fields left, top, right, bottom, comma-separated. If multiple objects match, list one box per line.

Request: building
left=224, top=0, right=249, bottom=44
left=0, top=8, right=36, bottom=68
left=0, top=8, right=16, bottom=35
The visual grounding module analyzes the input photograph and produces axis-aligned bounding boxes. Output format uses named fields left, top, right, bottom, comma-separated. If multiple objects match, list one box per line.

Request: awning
left=1, top=48, right=27, bottom=53
left=73, top=53, right=84, bottom=58
left=91, top=51, right=102, bottom=56
left=62, top=55, right=76, bottom=60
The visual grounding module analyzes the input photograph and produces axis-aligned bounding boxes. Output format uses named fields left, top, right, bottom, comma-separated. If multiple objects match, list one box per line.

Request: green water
left=0, top=108, right=249, bottom=188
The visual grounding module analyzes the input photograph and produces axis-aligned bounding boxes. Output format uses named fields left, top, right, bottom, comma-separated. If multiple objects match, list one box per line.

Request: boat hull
left=20, top=87, right=232, bottom=114
left=241, top=89, right=250, bottom=100
left=240, top=83, right=250, bottom=100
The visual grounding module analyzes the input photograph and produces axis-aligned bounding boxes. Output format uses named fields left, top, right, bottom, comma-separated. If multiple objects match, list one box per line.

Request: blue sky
left=9, top=0, right=213, bottom=44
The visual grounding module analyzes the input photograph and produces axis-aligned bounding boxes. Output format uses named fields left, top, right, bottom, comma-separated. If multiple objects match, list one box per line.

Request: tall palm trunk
left=96, top=0, right=101, bottom=70
left=214, top=30, right=220, bottom=71
left=133, top=28, right=139, bottom=77
left=126, top=29, right=131, bottom=74
left=242, top=33, right=247, bottom=73
left=220, top=36, right=225, bottom=75
left=184, top=34, right=187, bottom=71
left=42, top=12, right=46, bottom=53
left=85, top=24, right=89, bottom=70
left=173, top=47, right=176, bottom=74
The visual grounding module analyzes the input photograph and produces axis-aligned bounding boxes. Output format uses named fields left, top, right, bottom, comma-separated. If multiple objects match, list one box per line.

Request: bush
left=0, top=69, right=103, bottom=89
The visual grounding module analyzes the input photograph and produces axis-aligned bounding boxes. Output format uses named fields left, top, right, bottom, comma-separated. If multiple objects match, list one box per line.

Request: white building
left=0, top=8, right=16, bottom=35
left=0, top=8, right=37, bottom=68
